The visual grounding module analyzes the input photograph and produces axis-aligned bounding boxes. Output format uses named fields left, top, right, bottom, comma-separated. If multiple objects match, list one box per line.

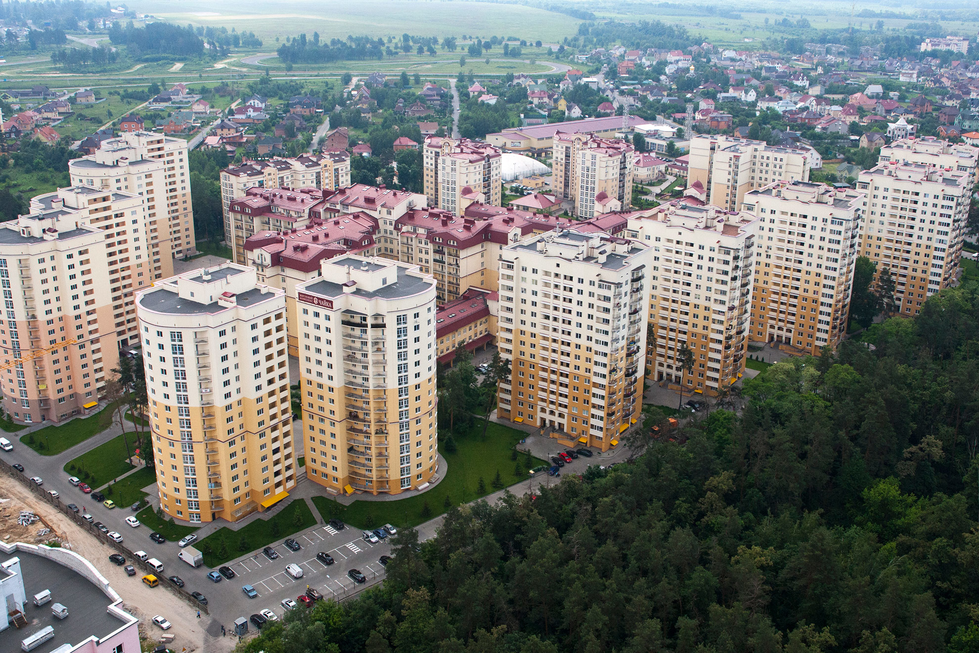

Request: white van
left=147, top=558, right=164, bottom=574
left=32, top=589, right=51, bottom=607
left=51, top=603, right=68, bottom=619
left=0, top=437, right=12, bottom=451
left=133, top=550, right=148, bottom=562
left=285, top=563, right=304, bottom=579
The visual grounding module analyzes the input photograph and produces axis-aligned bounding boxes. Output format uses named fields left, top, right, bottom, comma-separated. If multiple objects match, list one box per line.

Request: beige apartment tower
left=856, top=162, right=972, bottom=316
left=296, top=256, right=439, bottom=495
left=423, top=137, right=502, bottom=213
left=629, top=203, right=758, bottom=396
left=878, top=137, right=979, bottom=182
left=136, top=264, right=295, bottom=524
left=742, top=181, right=864, bottom=356
left=687, top=135, right=812, bottom=212
left=70, top=131, right=196, bottom=273
left=552, top=132, right=634, bottom=218
left=0, top=195, right=117, bottom=424
left=496, top=230, right=652, bottom=451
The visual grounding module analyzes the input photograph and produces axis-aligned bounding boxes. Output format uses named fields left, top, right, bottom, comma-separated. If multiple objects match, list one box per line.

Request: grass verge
left=312, top=422, right=545, bottom=530
left=0, top=417, right=26, bottom=432
left=105, top=467, right=156, bottom=507
left=63, top=432, right=139, bottom=489
left=197, top=499, right=316, bottom=568
left=21, top=402, right=119, bottom=455
left=190, top=240, right=233, bottom=260
left=136, top=506, right=199, bottom=541
left=746, top=358, right=773, bottom=372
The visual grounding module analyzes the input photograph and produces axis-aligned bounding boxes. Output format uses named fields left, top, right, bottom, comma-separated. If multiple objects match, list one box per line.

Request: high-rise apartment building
left=69, top=131, right=195, bottom=268
left=496, top=230, right=652, bottom=451
left=220, top=153, right=352, bottom=241
left=423, top=137, right=502, bottom=213
left=552, top=132, right=634, bottom=218
left=227, top=188, right=330, bottom=264
left=27, top=187, right=150, bottom=349
left=856, top=162, right=972, bottom=316
left=878, top=137, right=979, bottom=182
left=296, top=256, right=438, bottom=495
left=628, top=202, right=757, bottom=396
left=742, top=181, right=864, bottom=355
left=687, top=135, right=812, bottom=211
left=0, top=192, right=117, bottom=424
left=135, top=264, right=295, bottom=524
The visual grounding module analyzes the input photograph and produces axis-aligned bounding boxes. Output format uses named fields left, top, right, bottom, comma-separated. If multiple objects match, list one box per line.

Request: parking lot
left=204, top=524, right=392, bottom=625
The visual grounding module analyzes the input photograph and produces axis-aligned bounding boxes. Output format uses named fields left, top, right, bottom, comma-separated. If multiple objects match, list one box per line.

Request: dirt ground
left=0, top=475, right=235, bottom=653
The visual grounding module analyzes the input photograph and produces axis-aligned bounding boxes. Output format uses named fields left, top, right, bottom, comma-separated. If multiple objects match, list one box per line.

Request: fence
left=0, top=457, right=209, bottom=615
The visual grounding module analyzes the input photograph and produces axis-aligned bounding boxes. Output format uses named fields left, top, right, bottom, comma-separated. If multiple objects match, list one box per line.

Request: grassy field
left=0, top=417, right=26, bottom=433
left=55, top=93, right=150, bottom=140
left=961, top=257, right=979, bottom=283
left=63, top=432, right=138, bottom=489
left=191, top=240, right=233, bottom=260
left=20, top=403, right=118, bottom=455
left=105, top=466, right=156, bottom=507
left=746, top=358, right=774, bottom=372
left=311, top=422, right=545, bottom=530
left=197, top=499, right=317, bottom=567
left=124, top=0, right=581, bottom=42
left=0, top=165, right=69, bottom=200
left=136, top=505, right=199, bottom=541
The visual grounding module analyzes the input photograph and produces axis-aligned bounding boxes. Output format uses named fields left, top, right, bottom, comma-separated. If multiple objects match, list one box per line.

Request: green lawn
left=63, top=432, right=139, bottom=489
left=961, top=257, right=979, bottom=283
left=105, top=467, right=156, bottom=507
left=137, top=506, right=199, bottom=541
left=124, top=411, right=150, bottom=427
left=189, top=241, right=233, bottom=260
left=311, top=422, right=545, bottom=530
left=0, top=417, right=26, bottom=432
left=197, top=499, right=317, bottom=568
left=20, top=403, right=119, bottom=455
left=746, top=358, right=773, bottom=372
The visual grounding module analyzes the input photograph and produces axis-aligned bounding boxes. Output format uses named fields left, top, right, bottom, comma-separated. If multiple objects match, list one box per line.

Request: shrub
left=420, top=501, right=432, bottom=518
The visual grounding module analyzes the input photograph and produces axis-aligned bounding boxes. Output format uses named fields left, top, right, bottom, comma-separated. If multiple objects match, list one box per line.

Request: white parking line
left=333, top=547, right=348, bottom=559
left=346, top=542, right=361, bottom=554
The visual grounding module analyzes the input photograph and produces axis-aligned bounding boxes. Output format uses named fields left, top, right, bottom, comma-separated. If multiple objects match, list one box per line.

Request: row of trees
left=277, top=35, right=386, bottom=64
left=237, top=276, right=979, bottom=652
left=107, top=21, right=204, bottom=58
left=49, top=43, right=116, bottom=69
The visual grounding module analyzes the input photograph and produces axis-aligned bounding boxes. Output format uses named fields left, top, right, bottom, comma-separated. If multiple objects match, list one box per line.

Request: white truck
left=177, top=546, right=203, bottom=568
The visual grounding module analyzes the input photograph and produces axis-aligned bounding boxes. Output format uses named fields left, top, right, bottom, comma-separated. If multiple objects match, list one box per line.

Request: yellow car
left=103, top=499, right=116, bottom=509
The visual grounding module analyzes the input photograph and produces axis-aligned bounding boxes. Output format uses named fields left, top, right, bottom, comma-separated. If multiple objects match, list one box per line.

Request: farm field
left=124, top=0, right=582, bottom=42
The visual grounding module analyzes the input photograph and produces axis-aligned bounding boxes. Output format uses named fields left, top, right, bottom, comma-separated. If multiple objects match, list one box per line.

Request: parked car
left=285, top=563, right=303, bottom=579
left=316, top=552, right=334, bottom=566
left=109, top=553, right=126, bottom=565
left=550, top=456, right=564, bottom=467
left=81, top=514, right=93, bottom=523
left=124, top=565, right=136, bottom=577
left=133, top=551, right=147, bottom=562
left=177, top=534, right=197, bottom=548
left=103, top=500, right=116, bottom=510
left=207, top=571, right=222, bottom=583
left=190, top=591, right=207, bottom=605
left=250, top=613, right=268, bottom=629
left=363, top=530, right=379, bottom=544
left=348, top=569, right=367, bottom=584
left=379, top=555, right=392, bottom=566
left=263, top=546, right=279, bottom=560
left=106, top=531, right=123, bottom=543
left=280, top=598, right=297, bottom=611
left=558, top=452, right=572, bottom=464
left=94, top=522, right=109, bottom=534
left=30, top=476, right=42, bottom=486
left=305, top=587, right=322, bottom=601
left=130, top=501, right=143, bottom=511
left=384, top=524, right=398, bottom=536
left=328, top=519, right=345, bottom=531
left=373, top=528, right=388, bottom=541
left=297, top=594, right=312, bottom=607
left=168, top=576, right=185, bottom=588
left=260, top=608, right=278, bottom=622
left=564, top=449, right=579, bottom=459
left=11, top=463, right=23, bottom=472
left=575, top=448, right=593, bottom=458
left=548, top=466, right=560, bottom=476
left=48, top=490, right=59, bottom=499
left=152, top=615, right=171, bottom=630
left=219, top=566, right=236, bottom=579
left=91, top=492, right=105, bottom=502
left=66, top=503, right=79, bottom=513
left=125, top=516, right=140, bottom=528
left=242, top=585, right=258, bottom=599
left=283, top=538, right=301, bottom=552
left=79, top=483, right=91, bottom=493
left=67, top=476, right=80, bottom=486
left=149, top=532, right=165, bottom=544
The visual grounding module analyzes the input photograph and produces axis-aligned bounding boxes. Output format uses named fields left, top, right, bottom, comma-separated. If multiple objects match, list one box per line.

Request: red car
left=297, top=595, right=313, bottom=607
left=79, top=483, right=92, bottom=494
left=558, top=452, right=573, bottom=463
